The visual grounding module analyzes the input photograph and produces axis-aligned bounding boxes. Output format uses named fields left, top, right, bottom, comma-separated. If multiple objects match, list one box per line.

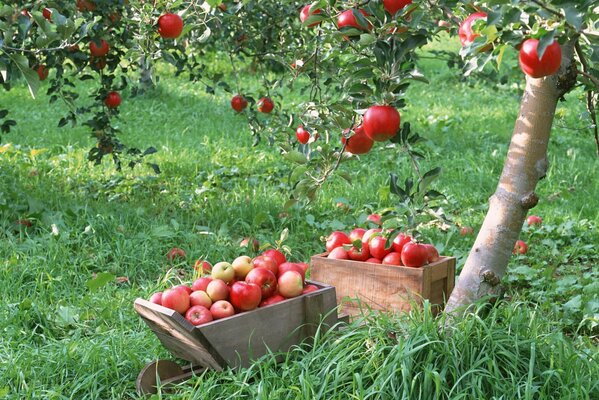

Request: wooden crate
left=310, top=253, right=456, bottom=317
left=134, top=280, right=340, bottom=371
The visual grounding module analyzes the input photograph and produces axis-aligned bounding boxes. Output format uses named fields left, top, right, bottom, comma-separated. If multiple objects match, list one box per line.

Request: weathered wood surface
left=310, top=253, right=456, bottom=316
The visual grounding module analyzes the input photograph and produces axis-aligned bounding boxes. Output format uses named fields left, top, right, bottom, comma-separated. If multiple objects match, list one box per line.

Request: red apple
left=459, top=12, right=487, bottom=46
left=460, top=226, right=474, bottom=236
left=302, top=284, right=319, bottom=294
left=211, top=261, right=235, bottom=283
left=245, top=267, right=277, bottom=298
left=401, top=242, right=429, bottom=268
left=42, top=8, right=52, bottom=21
left=161, top=288, right=190, bottom=314
left=185, top=305, right=213, bottom=326
left=384, top=0, right=412, bottom=15
left=191, top=277, right=212, bottom=292
left=513, top=240, right=528, bottom=255
left=326, top=231, right=351, bottom=252
left=263, top=249, right=287, bottom=266
left=366, top=258, right=382, bottom=264
left=231, top=94, right=248, bottom=112
left=257, top=97, right=274, bottom=113
left=296, top=125, right=310, bottom=144
left=367, top=213, right=382, bottom=226
left=519, top=39, right=562, bottom=78
left=295, top=262, right=309, bottom=274
left=382, top=252, right=403, bottom=266
left=348, top=243, right=370, bottom=261
left=527, top=215, right=542, bottom=226
left=342, top=125, right=374, bottom=155
left=230, top=281, right=262, bottom=311
left=423, top=244, right=440, bottom=263
left=328, top=247, right=349, bottom=259
left=299, top=4, right=322, bottom=27
left=167, top=247, right=186, bottom=262
left=252, top=255, right=279, bottom=276
left=89, top=39, right=109, bottom=57
left=232, top=255, right=254, bottom=280
left=158, top=13, right=184, bottom=39
left=362, top=228, right=382, bottom=246
left=173, top=285, right=192, bottom=295
left=363, top=105, right=400, bottom=142
left=348, top=228, right=367, bottom=243
left=35, top=65, right=49, bottom=81
left=369, top=236, right=392, bottom=260
left=278, top=263, right=306, bottom=282
left=189, top=290, right=213, bottom=309
left=206, top=279, right=230, bottom=301
left=104, top=91, right=121, bottom=109
left=194, top=260, right=212, bottom=274
left=337, top=9, right=371, bottom=32
left=240, top=237, right=260, bottom=252
left=392, top=233, right=412, bottom=253
left=259, top=294, right=286, bottom=307
left=210, top=300, right=235, bottom=319
left=149, top=292, right=163, bottom=305
left=278, top=271, right=304, bottom=298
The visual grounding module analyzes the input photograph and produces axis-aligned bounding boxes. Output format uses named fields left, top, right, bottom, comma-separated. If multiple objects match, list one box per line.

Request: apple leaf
left=86, top=272, right=116, bottom=292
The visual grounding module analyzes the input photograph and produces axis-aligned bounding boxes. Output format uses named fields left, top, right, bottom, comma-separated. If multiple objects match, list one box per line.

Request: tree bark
left=139, top=54, right=155, bottom=91
left=445, top=41, right=577, bottom=314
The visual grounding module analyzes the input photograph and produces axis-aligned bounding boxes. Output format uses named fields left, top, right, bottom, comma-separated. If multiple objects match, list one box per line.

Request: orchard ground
left=1, top=38, right=598, bottom=398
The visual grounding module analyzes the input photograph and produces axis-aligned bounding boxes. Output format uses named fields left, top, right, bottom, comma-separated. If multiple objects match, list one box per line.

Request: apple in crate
left=278, top=271, right=304, bottom=298
left=259, top=294, right=286, bottom=307
left=328, top=247, right=348, bottom=259
left=252, top=255, right=279, bottom=276
left=230, top=282, right=262, bottom=311
left=423, top=244, right=440, bottom=262
left=206, top=279, right=230, bottom=301
left=366, top=258, right=382, bottom=264
left=263, top=249, right=287, bottom=266
left=210, top=300, right=235, bottom=320
left=382, top=252, right=402, bottom=266
left=185, top=305, right=213, bottom=326
left=278, top=262, right=306, bottom=282
left=189, top=290, right=213, bottom=308
left=191, top=277, right=212, bottom=292
left=401, top=242, right=429, bottom=267
left=369, top=236, right=392, bottom=260
left=173, top=284, right=192, bottom=295
left=161, top=288, right=190, bottom=314
left=392, top=233, right=412, bottom=253
left=245, top=267, right=277, bottom=298
left=326, top=231, right=351, bottom=252
left=302, top=284, right=319, bottom=294
left=149, top=292, right=163, bottom=305
left=232, top=255, right=254, bottom=279
left=211, top=262, right=235, bottom=283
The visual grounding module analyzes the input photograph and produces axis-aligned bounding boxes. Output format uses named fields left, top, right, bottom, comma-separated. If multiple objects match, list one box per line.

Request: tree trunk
left=139, top=54, right=155, bottom=91
left=444, top=41, right=577, bottom=314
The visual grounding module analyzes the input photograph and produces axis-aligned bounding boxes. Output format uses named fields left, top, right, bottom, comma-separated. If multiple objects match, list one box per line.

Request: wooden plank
left=134, top=299, right=225, bottom=369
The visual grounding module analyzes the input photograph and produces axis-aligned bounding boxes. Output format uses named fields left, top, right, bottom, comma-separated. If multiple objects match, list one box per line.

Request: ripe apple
left=369, top=236, right=392, bottom=260
left=173, top=285, right=192, bottom=295
left=348, top=243, right=370, bottom=261
left=367, top=213, right=382, bottom=225
left=362, top=228, right=382, bottom=246
left=519, top=39, right=561, bottom=78
left=342, top=125, right=374, bottom=155
left=185, top=305, right=213, bottom=326
left=366, top=257, right=382, bottom=264
left=245, top=267, right=277, bottom=298
left=230, top=281, right=262, bottom=311
left=527, top=215, right=542, bottom=226
left=296, top=262, right=309, bottom=274
left=423, top=244, right=440, bottom=263
left=328, top=247, right=349, bottom=259
left=206, top=279, right=230, bottom=301
left=76, top=0, right=96, bottom=12
left=194, top=260, right=212, bottom=274
left=252, top=255, right=279, bottom=276
left=104, top=91, right=121, bottom=109
left=257, top=97, right=274, bottom=113
left=263, top=249, right=287, bottom=266
left=89, top=39, right=109, bottom=57
left=191, top=277, right=212, bottom=292
left=326, top=231, right=351, bottom=252
left=149, top=292, right=163, bottom=305
left=90, top=56, right=106, bottom=71
left=302, top=284, right=319, bottom=294
left=211, top=261, right=235, bottom=283
left=161, top=288, right=190, bottom=314
left=296, top=125, right=310, bottom=144
left=299, top=4, right=322, bottom=27
left=189, top=290, right=213, bottom=309
left=158, top=13, right=184, bottom=39
left=232, top=255, right=254, bottom=280
left=513, top=240, right=528, bottom=255
left=348, top=228, right=366, bottom=243
left=167, top=247, right=186, bottom=262
left=460, top=226, right=474, bottom=236
left=363, top=105, right=400, bottom=142
left=35, top=65, right=49, bottom=81
left=278, top=271, right=304, bottom=298
left=259, top=294, right=286, bottom=307
left=384, top=0, right=412, bottom=15
left=459, top=12, right=487, bottom=46
left=401, top=242, right=429, bottom=268
left=392, top=233, right=412, bottom=253
left=240, top=237, right=260, bottom=252
left=42, top=8, right=52, bottom=21
left=337, top=9, right=371, bottom=32
left=231, top=94, right=248, bottom=112
left=278, top=263, right=306, bottom=282
left=382, top=252, right=402, bottom=266
left=210, top=300, right=235, bottom=320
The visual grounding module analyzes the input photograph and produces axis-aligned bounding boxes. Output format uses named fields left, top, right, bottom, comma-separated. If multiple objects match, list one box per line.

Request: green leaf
left=537, top=31, right=557, bottom=59
left=8, top=54, right=40, bottom=98
left=563, top=6, right=584, bottom=32
left=283, top=150, right=308, bottom=165
left=86, top=272, right=116, bottom=292
left=418, top=167, right=442, bottom=194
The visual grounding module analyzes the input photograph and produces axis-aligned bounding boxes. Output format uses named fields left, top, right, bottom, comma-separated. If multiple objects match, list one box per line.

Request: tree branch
left=575, top=42, right=599, bottom=157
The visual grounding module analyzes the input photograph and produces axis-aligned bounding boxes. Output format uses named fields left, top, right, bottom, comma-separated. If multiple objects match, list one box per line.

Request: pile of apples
left=325, top=227, right=440, bottom=268
left=148, top=249, right=318, bottom=326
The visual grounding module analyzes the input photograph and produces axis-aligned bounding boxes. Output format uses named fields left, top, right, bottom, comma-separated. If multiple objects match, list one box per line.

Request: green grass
left=1, top=39, right=598, bottom=398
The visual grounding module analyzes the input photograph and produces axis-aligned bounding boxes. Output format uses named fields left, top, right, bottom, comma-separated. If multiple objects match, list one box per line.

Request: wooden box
left=310, top=254, right=456, bottom=316
left=134, top=280, right=340, bottom=371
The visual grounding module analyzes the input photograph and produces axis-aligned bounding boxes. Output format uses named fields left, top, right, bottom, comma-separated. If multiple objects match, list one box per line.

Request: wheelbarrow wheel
left=136, top=359, right=184, bottom=395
